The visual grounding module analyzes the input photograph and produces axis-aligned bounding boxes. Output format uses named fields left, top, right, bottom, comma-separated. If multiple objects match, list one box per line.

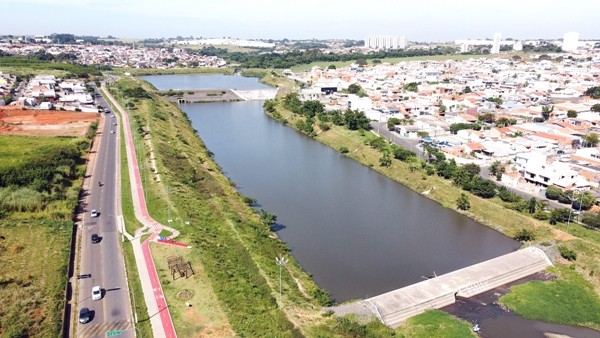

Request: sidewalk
left=101, top=83, right=177, bottom=338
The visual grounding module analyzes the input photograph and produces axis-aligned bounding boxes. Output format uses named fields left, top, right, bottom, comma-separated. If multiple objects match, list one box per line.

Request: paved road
left=102, top=83, right=177, bottom=338
left=76, top=93, right=134, bottom=337
left=370, top=121, right=423, bottom=157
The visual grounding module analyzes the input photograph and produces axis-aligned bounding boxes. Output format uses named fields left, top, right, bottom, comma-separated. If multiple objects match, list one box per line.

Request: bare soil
left=0, top=108, right=98, bottom=137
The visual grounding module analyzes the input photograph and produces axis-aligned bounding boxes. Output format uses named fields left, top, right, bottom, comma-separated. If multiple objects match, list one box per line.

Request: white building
left=365, top=35, right=407, bottom=50
left=491, top=33, right=502, bottom=54
left=562, top=32, right=579, bottom=52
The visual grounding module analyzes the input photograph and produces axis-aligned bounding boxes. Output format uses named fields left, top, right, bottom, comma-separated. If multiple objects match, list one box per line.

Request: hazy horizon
left=2, top=0, right=599, bottom=41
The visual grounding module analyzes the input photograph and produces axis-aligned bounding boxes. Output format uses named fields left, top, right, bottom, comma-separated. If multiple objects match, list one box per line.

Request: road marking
left=78, top=319, right=132, bottom=337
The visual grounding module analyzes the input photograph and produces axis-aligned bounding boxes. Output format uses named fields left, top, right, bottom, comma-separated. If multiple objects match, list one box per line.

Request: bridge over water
left=331, top=246, right=552, bottom=328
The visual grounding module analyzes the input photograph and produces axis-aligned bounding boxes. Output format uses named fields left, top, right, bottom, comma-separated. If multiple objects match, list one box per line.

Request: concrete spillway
left=231, top=89, right=278, bottom=101
left=331, top=246, right=552, bottom=328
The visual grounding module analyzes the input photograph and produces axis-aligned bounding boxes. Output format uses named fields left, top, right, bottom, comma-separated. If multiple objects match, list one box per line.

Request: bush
left=339, top=146, right=349, bottom=154
left=558, top=245, right=577, bottom=261
left=514, top=228, right=536, bottom=242
left=456, top=193, right=470, bottom=210
left=545, top=185, right=562, bottom=200
left=581, top=211, right=600, bottom=229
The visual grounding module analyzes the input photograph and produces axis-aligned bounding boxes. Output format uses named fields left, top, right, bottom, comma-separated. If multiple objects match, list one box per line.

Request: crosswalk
left=77, top=319, right=133, bottom=337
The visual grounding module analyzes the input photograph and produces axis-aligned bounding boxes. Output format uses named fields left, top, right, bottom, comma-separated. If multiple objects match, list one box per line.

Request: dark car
left=79, top=307, right=91, bottom=324
left=91, top=233, right=100, bottom=243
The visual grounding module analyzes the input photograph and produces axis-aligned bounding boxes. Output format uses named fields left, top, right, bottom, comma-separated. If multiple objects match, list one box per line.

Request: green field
left=0, top=135, right=82, bottom=169
left=0, top=220, right=72, bottom=337
left=398, top=310, right=477, bottom=338
left=290, top=54, right=491, bottom=72
left=500, top=266, right=600, bottom=330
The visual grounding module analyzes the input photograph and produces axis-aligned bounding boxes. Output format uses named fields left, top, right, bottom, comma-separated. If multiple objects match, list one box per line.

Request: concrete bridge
left=331, top=246, right=552, bottom=328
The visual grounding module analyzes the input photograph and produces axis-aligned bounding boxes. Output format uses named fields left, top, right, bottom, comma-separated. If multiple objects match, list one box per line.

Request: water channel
left=143, top=74, right=520, bottom=302
left=142, top=74, right=600, bottom=337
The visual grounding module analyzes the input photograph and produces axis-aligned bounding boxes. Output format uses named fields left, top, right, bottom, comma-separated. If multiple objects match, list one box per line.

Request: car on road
left=79, top=307, right=91, bottom=324
left=92, top=286, right=102, bottom=301
left=103, top=108, right=110, bottom=114
left=90, top=209, right=99, bottom=218
left=110, top=130, right=115, bottom=134
left=91, top=233, right=100, bottom=243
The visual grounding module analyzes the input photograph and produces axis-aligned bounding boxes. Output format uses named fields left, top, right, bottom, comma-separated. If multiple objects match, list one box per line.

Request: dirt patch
left=177, top=289, right=194, bottom=299
left=0, top=108, right=98, bottom=137
left=552, top=229, right=576, bottom=241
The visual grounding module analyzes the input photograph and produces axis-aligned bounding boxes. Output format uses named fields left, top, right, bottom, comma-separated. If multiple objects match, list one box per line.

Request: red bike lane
left=116, top=88, right=177, bottom=338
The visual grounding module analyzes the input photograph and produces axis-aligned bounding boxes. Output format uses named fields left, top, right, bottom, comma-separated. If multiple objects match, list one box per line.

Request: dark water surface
left=143, top=75, right=520, bottom=302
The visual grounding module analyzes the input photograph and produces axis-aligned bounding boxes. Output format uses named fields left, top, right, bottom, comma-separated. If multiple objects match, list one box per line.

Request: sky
left=1, top=0, right=599, bottom=41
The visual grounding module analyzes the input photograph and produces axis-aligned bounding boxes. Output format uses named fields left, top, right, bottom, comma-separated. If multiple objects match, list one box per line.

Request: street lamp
left=275, top=256, right=288, bottom=308
left=566, top=193, right=584, bottom=232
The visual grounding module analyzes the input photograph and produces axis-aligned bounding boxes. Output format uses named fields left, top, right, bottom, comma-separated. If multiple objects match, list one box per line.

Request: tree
left=545, top=185, right=562, bottom=200
left=3, top=94, right=13, bottom=105
left=557, top=190, right=574, bottom=204
left=581, top=211, right=600, bottom=229
left=327, top=64, right=336, bottom=70
left=302, top=100, right=324, bottom=117
left=379, top=151, right=392, bottom=167
left=572, top=192, right=596, bottom=211
left=438, top=104, right=447, bottom=113
left=263, top=99, right=276, bottom=113
left=549, top=208, right=572, bottom=224
left=403, top=82, right=419, bottom=92
left=584, top=86, right=600, bottom=99
left=392, top=146, right=416, bottom=162
left=567, top=110, right=578, bottom=118
left=387, top=117, right=401, bottom=130
left=347, top=83, right=362, bottom=94
left=583, top=133, right=600, bottom=147
left=356, top=59, right=368, bottom=66
left=498, top=186, right=522, bottom=203
left=463, top=86, right=472, bottom=94
left=471, top=178, right=497, bottom=199
left=456, top=193, right=471, bottom=210
left=527, top=197, right=538, bottom=214
left=490, top=160, right=502, bottom=176
left=541, top=105, right=554, bottom=121
left=591, top=104, right=600, bottom=113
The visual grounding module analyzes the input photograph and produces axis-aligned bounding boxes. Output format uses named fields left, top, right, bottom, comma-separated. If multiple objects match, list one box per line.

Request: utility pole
left=275, top=256, right=288, bottom=308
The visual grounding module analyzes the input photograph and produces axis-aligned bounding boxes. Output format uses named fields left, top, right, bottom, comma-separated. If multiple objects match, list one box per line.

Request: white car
left=92, top=286, right=102, bottom=301
left=90, top=209, right=99, bottom=218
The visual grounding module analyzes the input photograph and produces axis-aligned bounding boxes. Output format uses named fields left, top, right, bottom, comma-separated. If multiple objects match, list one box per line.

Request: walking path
left=101, top=84, right=178, bottom=338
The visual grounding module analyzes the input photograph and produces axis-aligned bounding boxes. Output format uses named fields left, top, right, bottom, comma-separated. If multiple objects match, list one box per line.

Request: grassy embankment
left=109, top=75, right=482, bottom=337
left=240, top=68, right=297, bottom=93
left=0, top=135, right=90, bottom=337
left=109, top=67, right=233, bottom=76
left=501, top=265, right=600, bottom=331
left=106, top=77, right=333, bottom=337
left=289, top=54, right=491, bottom=73
left=267, top=100, right=600, bottom=331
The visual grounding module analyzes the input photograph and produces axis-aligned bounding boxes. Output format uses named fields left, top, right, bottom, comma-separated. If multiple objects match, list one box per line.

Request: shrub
left=581, top=211, right=600, bottom=229
left=545, top=185, right=562, bottom=200
left=339, top=146, right=349, bottom=154
left=513, top=228, right=536, bottom=242
left=456, top=193, right=470, bottom=210
left=558, top=245, right=577, bottom=261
